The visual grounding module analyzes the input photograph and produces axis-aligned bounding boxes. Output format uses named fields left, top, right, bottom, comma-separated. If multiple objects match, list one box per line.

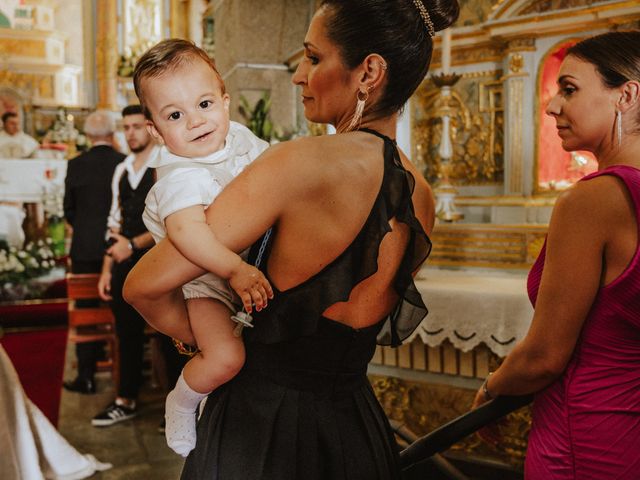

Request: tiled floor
left=58, top=345, right=185, bottom=479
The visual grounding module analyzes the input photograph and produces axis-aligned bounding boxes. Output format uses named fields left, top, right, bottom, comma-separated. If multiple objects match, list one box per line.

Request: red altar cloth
left=1, top=276, right=68, bottom=427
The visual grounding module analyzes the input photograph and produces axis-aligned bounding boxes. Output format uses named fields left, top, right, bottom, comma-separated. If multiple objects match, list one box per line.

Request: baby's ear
left=223, top=93, right=230, bottom=112
left=146, top=120, right=164, bottom=144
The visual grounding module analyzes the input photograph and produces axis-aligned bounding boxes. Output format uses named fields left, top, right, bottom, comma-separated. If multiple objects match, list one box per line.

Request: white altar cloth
left=410, top=268, right=534, bottom=357
left=0, top=204, right=26, bottom=247
left=0, top=346, right=111, bottom=480
left=0, top=159, right=67, bottom=202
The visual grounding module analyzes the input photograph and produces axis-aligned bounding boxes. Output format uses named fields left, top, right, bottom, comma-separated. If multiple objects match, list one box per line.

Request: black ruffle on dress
left=181, top=129, right=432, bottom=480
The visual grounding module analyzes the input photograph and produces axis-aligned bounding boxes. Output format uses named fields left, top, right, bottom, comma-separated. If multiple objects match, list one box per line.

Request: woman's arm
left=124, top=143, right=303, bottom=315
left=203, top=141, right=311, bottom=252
left=165, top=205, right=272, bottom=311
left=474, top=179, right=609, bottom=405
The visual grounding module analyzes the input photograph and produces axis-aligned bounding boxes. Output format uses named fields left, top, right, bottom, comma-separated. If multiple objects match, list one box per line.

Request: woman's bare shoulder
left=233, top=135, right=360, bottom=204
left=248, top=134, right=381, bottom=183
left=549, top=173, right=631, bottom=245
left=248, top=135, right=332, bottom=171
left=555, top=174, right=628, bottom=217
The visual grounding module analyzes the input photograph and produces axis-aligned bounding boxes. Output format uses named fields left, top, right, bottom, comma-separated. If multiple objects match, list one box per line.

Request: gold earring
left=345, top=89, right=368, bottom=132
left=616, top=109, right=622, bottom=148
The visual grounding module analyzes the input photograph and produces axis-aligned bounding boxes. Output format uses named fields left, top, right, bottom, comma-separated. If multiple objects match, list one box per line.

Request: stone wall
left=210, top=0, right=314, bottom=134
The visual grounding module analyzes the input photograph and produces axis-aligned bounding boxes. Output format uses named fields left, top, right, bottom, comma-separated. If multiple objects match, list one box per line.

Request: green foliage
left=238, top=93, right=274, bottom=142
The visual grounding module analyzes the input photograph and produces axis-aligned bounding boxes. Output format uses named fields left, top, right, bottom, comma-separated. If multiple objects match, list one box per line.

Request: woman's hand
left=228, top=261, right=274, bottom=314
left=471, top=386, right=501, bottom=446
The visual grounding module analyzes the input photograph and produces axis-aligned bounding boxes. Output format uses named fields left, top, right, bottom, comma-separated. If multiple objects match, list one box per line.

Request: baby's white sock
left=165, top=371, right=210, bottom=457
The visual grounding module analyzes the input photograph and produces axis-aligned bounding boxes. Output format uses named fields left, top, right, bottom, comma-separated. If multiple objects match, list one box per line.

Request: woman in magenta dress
left=471, top=31, right=640, bottom=479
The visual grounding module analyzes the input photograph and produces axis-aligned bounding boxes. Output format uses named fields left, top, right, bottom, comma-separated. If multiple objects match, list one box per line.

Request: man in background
left=63, top=110, right=125, bottom=394
left=93, top=104, right=185, bottom=428
left=0, top=112, right=39, bottom=158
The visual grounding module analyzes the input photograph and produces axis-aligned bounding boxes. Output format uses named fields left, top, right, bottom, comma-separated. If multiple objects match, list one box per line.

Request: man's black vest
left=118, top=168, right=154, bottom=239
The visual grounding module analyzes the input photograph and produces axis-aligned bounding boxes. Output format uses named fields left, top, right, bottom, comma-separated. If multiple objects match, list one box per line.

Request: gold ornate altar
left=414, top=0, right=640, bottom=202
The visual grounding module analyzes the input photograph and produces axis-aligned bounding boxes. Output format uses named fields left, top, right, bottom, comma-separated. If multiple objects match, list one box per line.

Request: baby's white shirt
left=143, top=121, right=269, bottom=243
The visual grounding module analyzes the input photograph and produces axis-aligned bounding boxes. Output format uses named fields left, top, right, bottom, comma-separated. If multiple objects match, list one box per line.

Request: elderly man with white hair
left=62, top=110, right=126, bottom=394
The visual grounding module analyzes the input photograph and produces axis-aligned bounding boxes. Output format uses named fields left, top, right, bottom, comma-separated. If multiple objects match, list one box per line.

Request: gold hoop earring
left=345, top=89, right=369, bottom=132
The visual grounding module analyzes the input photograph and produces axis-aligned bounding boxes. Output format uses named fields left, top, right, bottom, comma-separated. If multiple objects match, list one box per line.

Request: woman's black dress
left=181, top=129, right=432, bottom=479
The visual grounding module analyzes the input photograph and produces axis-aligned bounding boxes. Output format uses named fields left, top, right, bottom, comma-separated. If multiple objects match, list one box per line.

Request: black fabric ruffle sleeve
left=246, top=129, right=432, bottom=347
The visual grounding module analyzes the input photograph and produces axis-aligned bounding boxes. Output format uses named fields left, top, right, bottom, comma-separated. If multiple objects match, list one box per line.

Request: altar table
left=411, top=268, right=533, bottom=357
left=372, top=267, right=533, bottom=380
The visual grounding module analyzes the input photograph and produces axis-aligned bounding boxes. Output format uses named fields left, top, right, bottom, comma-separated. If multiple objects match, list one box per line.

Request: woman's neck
left=349, top=113, right=398, bottom=139
left=597, top=134, right=640, bottom=170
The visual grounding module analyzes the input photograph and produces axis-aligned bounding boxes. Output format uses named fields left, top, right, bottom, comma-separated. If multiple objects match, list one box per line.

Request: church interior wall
left=1, top=0, right=638, bottom=232
left=209, top=0, right=312, bottom=134
left=1, top=0, right=638, bottom=251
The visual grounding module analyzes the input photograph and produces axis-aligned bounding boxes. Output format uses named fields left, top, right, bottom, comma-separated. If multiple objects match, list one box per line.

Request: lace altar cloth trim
left=407, top=268, right=533, bottom=357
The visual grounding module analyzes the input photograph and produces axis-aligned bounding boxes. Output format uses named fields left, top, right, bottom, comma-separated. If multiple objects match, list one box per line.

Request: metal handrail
left=400, top=394, right=533, bottom=471
left=390, top=419, right=470, bottom=480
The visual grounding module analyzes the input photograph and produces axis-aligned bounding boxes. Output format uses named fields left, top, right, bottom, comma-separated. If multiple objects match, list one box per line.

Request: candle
left=442, top=28, right=452, bottom=74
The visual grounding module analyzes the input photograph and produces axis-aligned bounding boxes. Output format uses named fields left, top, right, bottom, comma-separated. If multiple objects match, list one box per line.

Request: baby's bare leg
left=124, top=239, right=205, bottom=345
left=183, top=298, right=245, bottom=391
left=164, top=298, right=245, bottom=457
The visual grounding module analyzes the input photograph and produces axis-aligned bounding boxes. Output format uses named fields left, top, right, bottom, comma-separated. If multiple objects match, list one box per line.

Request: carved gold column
left=505, top=71, right=524, bottom=194
left=502, top=38, right=534, bottom=196
left=170, top=0, right=190, bottom=39
left=96, top=0, right=118, bottom=110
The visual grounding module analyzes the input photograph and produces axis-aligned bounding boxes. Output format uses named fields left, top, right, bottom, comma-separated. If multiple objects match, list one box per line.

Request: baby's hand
left=229, top=261, right=274, bottom=314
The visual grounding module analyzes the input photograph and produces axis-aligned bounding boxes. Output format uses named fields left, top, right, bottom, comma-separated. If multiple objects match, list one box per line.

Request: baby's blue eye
left=168, top=112, right=182, bottom=120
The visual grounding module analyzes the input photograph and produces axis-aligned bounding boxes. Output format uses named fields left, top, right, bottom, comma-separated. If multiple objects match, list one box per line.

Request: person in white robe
left=0, top=112, right=39, bottom=159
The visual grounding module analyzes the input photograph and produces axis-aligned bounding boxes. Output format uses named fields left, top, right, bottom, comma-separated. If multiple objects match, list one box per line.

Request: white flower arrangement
left=42, top=184, right=64, bottom=220
left=0, top=238, right=57, bottom=286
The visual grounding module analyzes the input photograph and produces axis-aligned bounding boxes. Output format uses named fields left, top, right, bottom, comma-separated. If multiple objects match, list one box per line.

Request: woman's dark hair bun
left=320, top=0, right=460, bottom=116
left=422, top=0, right=459, bottom=33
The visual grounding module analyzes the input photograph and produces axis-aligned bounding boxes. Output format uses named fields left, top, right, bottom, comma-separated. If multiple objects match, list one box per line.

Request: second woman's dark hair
left=568, top=30, right=640, bottom=127
left=567, top=31, right=640, bottom=89
left=321, top=0, right=459, bottom=117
